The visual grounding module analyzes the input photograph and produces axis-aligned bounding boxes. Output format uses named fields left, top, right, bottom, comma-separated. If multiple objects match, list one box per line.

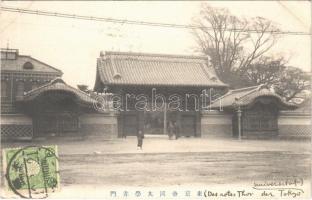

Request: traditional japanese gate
left=30, top=91, right=81, bottom=137
left=180, top=113, right=196, bottom=137
left=121, top=110, right=198, bottom=137
left=122, top=112, right=139, bottom=136
left=233, top=102, right=278, bottom=138
left=18, top=78, right=97, bottom=137
left=210, top=85, right=297, bottom=139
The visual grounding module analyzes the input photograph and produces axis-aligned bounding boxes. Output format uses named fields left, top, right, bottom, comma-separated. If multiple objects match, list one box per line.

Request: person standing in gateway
left=137, top=130, right=144, bottom=150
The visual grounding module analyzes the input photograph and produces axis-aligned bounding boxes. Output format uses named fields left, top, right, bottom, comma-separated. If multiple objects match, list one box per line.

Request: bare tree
left=193, top=4, right=281, bottom=86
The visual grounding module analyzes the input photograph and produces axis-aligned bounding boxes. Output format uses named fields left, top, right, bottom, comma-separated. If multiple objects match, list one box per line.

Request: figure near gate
left=137, top=130, right=144, bottom=150
left=174, top=121, right=179, bottom=140
left=168, top=121, right=174, bottom=140
left=168, top=120, right=179, bottom=140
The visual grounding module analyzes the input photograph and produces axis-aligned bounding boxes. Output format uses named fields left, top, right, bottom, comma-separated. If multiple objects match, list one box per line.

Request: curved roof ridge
left=104, top=51, right=209, bottom=60
left=211, top=85, right=262, bottom=104
left=209, top=83, right=297, bottom=110
left=211, top=90, right=232, bottom=103
left=230, top=84, right=262, bottom=93
left=22, top=78, right=96, bottom=105
left=245, top=90, right=296, bottom=107
left=24, top=77, right=60, bottom=95
left=109, top=54, right=121, bottom=79
left=96, top=58, right=108, bottom=85
left=237, top=84, right=265, bottom=101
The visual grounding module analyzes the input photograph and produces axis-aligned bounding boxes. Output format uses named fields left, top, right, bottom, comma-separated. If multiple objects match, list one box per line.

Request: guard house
left=1, top=48, right=62, bottom=139
left=94, top=51, right=228, bottom=137
left=17, top=78, right=98, bottom=137
left=209, top=85, right=297, bottom=139
left=1, top=48, right=117, bottom=140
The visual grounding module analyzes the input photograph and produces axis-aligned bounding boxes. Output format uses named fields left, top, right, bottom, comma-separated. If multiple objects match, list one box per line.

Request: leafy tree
left=246, top=56, right=310, bottom=101
left=274, top=67, right=310, bottom=101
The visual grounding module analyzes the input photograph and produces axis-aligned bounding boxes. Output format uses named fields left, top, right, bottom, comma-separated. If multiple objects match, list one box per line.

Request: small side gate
left=33, top=113, right=79, bottom=137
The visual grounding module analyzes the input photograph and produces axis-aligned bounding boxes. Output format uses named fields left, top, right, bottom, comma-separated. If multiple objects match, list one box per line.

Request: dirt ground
left=1, top=136, right=311, bottom=155
left=59, top=151, right=310, bottom=187
left=1, top=137, right=311, bottom=198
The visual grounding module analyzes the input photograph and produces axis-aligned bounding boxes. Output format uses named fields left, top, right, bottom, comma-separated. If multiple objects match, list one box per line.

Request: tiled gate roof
left=210, top=84, right=297, bottom=110
left=94, top=51, right=228, bottom=88
left=20, top=78, right=97, bottom=105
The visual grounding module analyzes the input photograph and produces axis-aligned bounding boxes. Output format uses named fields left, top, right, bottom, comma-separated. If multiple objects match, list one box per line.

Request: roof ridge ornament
left=210, top=76, right=217, bottom=82
left=113, top=73, right=121, bottom=79
left=258, top=83, right=269, bottom=90
left=100, top=51, right=106, bottom=60
left=109, top=54, right=122, bottom=79
left=50, top=77, right=65, bottom=84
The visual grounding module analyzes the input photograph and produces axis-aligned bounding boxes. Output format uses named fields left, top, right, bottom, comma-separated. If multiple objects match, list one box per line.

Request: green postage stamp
left=2, top=146, right=60, bottom=198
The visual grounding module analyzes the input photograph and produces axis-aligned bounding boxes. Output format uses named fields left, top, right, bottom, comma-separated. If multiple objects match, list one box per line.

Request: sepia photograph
left=0, top=1, right=311, bottom=199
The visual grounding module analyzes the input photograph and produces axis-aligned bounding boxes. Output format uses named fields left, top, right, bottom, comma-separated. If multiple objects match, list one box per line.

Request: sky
left=0, top=1, right=311, bottom=88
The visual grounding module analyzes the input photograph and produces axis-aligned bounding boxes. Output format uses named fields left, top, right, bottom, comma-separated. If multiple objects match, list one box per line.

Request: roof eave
left=96, top=81, right=229, bottom=88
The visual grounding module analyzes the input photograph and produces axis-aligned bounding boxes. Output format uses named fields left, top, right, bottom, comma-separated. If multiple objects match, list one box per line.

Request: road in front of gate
left=1, top=137, right=311, bottom=197
left=58, top=151, right=310, bottom=186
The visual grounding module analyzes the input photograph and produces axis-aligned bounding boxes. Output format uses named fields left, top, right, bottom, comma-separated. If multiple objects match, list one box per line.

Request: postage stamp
left=2, top=146, right=60, bottom=198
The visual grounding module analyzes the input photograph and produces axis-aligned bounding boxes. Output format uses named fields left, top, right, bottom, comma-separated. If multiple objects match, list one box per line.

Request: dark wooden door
left=123, top=113, right=138, bottom=136
left=143, top=112, right=164, bottom=135
left=242, top=103, right=278, bottom=138
left=34, top=113, right=79, bottom=137
left=232, top=114, right=238, bottom=137
left=180, top=115, right=196, bottom=137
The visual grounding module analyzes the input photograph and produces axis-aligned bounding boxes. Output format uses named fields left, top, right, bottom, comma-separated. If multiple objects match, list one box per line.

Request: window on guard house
left=31, top=82, right=40, bottom=90
left=16, top=81, right=24, bottom=97
left=23, top=62, right=34, bottom=70
left=1, top=81, right=7, bottom=97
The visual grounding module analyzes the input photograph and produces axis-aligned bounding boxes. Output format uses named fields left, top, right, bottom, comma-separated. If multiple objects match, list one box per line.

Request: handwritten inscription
left=279, top=189, right=304, bottom=198
left=204, top=188, right=304, bottom=198
left=252, top=177, right=305, bottom=198
left=205, top=190, right=254, bottom=198
left=254, top=177, right=304, bottom=188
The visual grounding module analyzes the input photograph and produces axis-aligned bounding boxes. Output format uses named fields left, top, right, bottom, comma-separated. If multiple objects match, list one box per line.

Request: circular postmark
left=5, top=146, right=59, bottom=199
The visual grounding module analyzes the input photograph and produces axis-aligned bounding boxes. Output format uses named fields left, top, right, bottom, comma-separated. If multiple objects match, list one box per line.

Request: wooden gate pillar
left=163, top=102, right=167, bottom=135
left=237, top=106, right=242, bottom=140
